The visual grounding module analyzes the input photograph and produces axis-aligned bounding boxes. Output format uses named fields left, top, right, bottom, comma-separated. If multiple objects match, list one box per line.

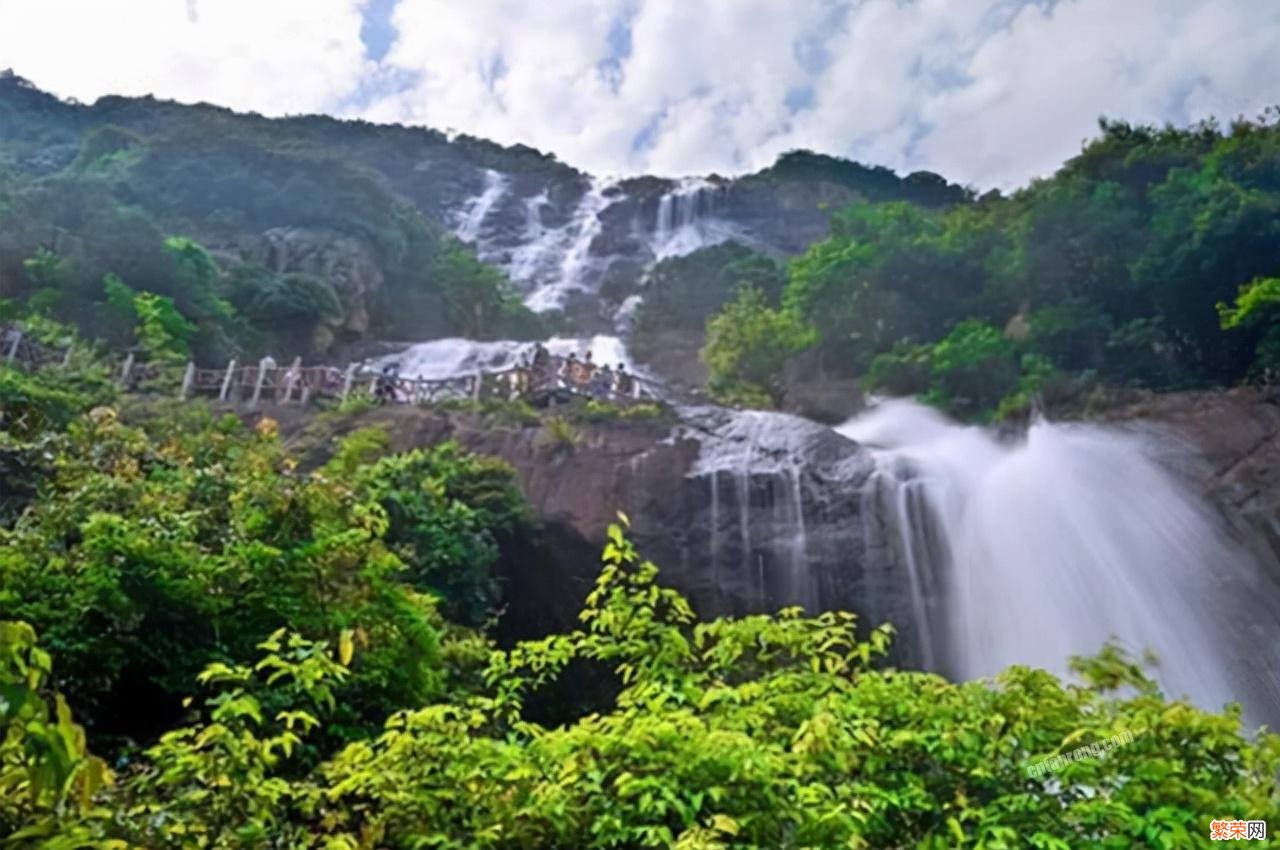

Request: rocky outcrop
left=266, top=402, right=920, bottom=654
left=243, top=385, right=1280, bottom=671
left=231, top=227, right=384, bottom=351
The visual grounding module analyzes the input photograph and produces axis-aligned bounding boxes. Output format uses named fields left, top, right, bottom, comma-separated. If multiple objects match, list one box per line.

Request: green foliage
left=698, top=112, right=1280, bottom=414
left=0, top=95, right=533, bottom=353
left=536, top=416, right=584, bottom=454
left=314, top=522, right=1278, bottom=847
left=702, top=285, right=816, bottom=408
left=0, top=361, right=114, bottom=440
left=432, top=239, right=543, bottom=340
left=863, top=321, right=1064, bottom=421
left=133, top=290, right=195, bottom=364
left=1218, top=276, right=1280, bottom=330
left=342, top=434, right=530, bottom=626
left=923, top=320, right=1020, bottom=417
left=572, top=398, right=668, bottom=423
left=0, top=621, right=111, bottom=843
left=1218, top=277, right=1280, bottom=379
left=632, top=243, right=785, bottom=359
left=0, top=408, right=444, bottom=745
left=865, top=342, right=932, bottom=397
left=0, top=318, right=115, bottom=439
left=116, top=630, right=350, bottom=848
left=70, top=125, right=144, bottom=176
left=3, top=516, right=1280, bottom=847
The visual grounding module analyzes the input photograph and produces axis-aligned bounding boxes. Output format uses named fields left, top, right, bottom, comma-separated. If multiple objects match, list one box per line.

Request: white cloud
left=0, top=0, right=369, bottom=117
left=0, top=0, right=1276, bottom=188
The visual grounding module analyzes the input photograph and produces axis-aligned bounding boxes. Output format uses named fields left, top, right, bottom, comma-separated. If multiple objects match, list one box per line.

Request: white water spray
left=839, top=399, right=1280, bottom=718
left=454, top=169, right=507, bottom=243
left=651, top=178, right=737, bottom=260
left=372, top=334, right=634, bottom=381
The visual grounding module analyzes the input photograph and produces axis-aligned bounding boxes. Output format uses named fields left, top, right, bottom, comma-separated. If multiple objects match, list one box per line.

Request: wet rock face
left=271, top=402, right=923, bottom=653
left=648, top=407, right=924, bottom=659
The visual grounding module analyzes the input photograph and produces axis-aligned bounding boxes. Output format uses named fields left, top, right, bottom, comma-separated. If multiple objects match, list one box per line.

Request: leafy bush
left=0, top=620, right=111, bottom=843
left=4, top=521, right=1280, bottom=847
left=536, top=416, right=583, bottom=455
left=342, top=433, right=530, bottom=626
left=0, top=408, right=444, bottom=745
left=702, top=285, right=816, bottom=408
left=922, top=320, right=1021, bottom=418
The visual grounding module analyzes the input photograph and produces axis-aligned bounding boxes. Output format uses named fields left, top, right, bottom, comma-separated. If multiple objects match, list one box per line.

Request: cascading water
left=454, top=169, right=507, bottom=243
left=535, top=179, right=611, bottom=311
left=371, top=334, right=634, bottom=380
left=692, top=409, right=828, bottom=612
left=502, top=179, right=616, bottom=311
left=838, top=398, right=1280, bottom=720
left=651, top=177, right=736, bottom=260
left=449, top=169, right=749, bottom=326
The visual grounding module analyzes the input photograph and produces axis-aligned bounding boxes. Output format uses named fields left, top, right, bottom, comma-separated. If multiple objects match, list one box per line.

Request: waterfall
left=454, top=169, right=507, bottom=243
left=838, top=398, right=1280, bottom=720
left=501, top=178, right=615, bottom=312
left=370, top=334, right=634, bottom=380
left=650, top=177, right=734, bottom=260
left=693, top=409, right=819, bottom=611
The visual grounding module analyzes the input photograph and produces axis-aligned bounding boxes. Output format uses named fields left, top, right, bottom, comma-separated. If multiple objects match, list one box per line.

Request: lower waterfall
left=838, top=399, right=1280, bottom=722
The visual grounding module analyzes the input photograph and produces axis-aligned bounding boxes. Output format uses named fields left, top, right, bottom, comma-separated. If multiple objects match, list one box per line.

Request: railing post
left=283, top=356, right=302, bottom=404
left=340, top=363, right=357, bottom=402
left=250, top=357, right=268, bottom=408
left=472, top=371, right=483, bottom=401
left=218, top=359, right=237, bottom=401
left=60, top=344, right=73, bottom=369
left=6, top=329, right=22, bottom=364
left=118, top=352, right=134, bottom=387
left=179, top=361, right=195, bottom=399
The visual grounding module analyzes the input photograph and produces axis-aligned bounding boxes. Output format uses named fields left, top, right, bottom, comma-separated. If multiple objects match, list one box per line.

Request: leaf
left=710, top=814, right=739, bottom=836
left=338, top=628, right=355, bottom=667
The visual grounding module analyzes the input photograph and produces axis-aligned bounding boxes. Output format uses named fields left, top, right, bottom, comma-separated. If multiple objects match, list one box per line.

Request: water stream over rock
left=838, top=399, right=1280, bottom=720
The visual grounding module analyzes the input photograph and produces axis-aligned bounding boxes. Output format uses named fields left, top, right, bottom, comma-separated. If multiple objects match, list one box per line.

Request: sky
left=0, top=0, right=1276, bottom=190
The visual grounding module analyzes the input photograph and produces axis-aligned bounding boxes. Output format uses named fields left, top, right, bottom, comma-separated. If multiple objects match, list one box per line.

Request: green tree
left=335, top=430, right=531, bottom=627
left=702, top=285, right=815, bottom=407
left=432, top=239, right=541, bottom=339
left=1218, top=276, right=1280, bottom=378
left=0, top=407, right=443, bottom=746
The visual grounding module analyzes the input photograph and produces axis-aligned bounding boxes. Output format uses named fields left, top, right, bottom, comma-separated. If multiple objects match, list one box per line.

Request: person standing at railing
left=589, top=363, right=613, bottom=399
left=613, top=364, right=633, bottom=398
left=561, top=353, right=579, bottom=388
left=530, top=342, right=552, bottom=391
left=374, top=362, right=400, bottom=404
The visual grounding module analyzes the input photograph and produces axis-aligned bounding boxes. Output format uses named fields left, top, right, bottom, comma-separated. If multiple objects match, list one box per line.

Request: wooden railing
left=2, top=324, right=685, bottom=409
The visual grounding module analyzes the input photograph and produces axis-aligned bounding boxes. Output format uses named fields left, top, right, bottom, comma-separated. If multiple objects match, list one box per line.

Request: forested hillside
left=0, top=70, right=547, bottom=359
left=698, top=114, right=1280, bottom=417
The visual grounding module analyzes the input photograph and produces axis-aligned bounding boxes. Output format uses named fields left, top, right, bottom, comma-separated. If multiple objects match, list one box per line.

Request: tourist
left=530, top=342, right=552, bottom=390
left=590, top=363, right=613, bottom=398
left=615, top=364, right=634, bottom=398
left=579, top=351, right=596, bottom=389
left=561, top=352, right=579, bottom=388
